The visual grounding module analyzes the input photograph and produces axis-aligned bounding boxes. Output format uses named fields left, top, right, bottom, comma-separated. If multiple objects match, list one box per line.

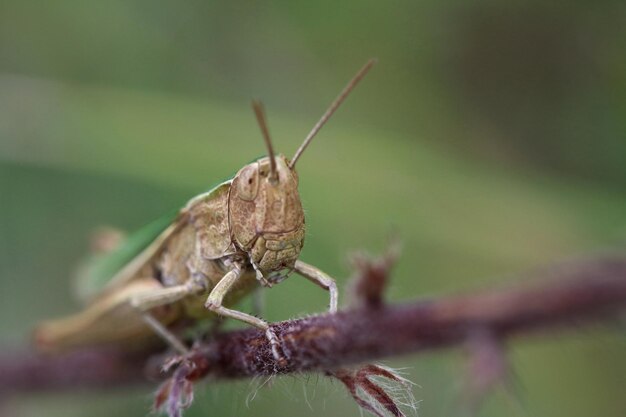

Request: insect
left=35, top=59, right=376, bottom=359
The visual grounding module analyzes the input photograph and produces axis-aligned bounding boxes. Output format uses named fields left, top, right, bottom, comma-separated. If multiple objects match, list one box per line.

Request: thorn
left=347, top=240, right=402, bottom=309
left=329, top=364, right=417, bottom=417
left=153, top=351, right=205, bottom=417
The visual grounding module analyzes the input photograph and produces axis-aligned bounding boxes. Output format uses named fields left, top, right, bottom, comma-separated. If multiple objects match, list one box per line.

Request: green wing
left=75, top=180, right=232, bottom=302
left=75, top=208, right=179, bottom=302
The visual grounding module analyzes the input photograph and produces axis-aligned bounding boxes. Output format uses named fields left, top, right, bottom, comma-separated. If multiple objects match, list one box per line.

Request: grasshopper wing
left=76, top=180, right=233, bottom=302
left=75, top=209, right=180, bottom=302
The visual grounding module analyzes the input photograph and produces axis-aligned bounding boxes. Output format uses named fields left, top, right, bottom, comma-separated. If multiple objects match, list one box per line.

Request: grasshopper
left=35, top=60, right=376, bottom=359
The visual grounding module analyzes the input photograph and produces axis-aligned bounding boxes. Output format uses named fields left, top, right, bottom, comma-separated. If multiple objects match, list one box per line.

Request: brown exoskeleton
left=35, top=59, right=376, bottom=360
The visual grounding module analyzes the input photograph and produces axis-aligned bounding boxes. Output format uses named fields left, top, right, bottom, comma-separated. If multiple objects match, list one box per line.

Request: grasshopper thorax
left=229, top=154, right=304, bottom=282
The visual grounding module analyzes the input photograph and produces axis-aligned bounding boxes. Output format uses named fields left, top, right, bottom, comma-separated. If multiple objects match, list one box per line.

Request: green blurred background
left=1, top=1, right=625, bottom=416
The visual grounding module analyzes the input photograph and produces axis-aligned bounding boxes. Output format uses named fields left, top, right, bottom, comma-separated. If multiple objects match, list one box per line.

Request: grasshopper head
left=229, top=154, right=304, bottom=283
left=233, top=60, right=375, bottom=283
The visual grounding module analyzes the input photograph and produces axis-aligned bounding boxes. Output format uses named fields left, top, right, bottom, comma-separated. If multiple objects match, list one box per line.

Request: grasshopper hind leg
left=34, top=278, right=183, bottom=353
left=139, top=311, right=188, bottom=354
left=129, top=279, right=205, bottom=355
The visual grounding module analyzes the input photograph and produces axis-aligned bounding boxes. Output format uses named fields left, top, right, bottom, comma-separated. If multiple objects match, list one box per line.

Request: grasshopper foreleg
left=294, top=260, right=338, bottom=313
left=130, top=280, right=204, bottom=354
left=204, top=264, right=284, bottom=363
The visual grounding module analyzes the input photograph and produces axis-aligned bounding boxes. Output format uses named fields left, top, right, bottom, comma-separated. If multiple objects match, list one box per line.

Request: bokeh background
left=1, top=2, right=625, bottom=416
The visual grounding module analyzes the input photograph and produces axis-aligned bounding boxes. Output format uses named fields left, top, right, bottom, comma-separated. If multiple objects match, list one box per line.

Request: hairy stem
left=1, top=256, right=625, bottom=395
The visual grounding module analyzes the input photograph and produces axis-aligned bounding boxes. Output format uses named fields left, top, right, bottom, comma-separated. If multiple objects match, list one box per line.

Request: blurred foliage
left=1, top=1, right=624, bottom=184
left=1, top=1, right=625, bottom=417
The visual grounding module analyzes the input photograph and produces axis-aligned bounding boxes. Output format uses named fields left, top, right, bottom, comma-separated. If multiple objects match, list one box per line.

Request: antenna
left=289, top=58, right=376, bottom=169
left=252, top=100, right=278, bottom=182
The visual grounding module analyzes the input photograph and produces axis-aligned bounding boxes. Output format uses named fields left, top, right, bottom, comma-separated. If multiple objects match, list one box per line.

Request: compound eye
left=236, top=164, right=259, bottom=201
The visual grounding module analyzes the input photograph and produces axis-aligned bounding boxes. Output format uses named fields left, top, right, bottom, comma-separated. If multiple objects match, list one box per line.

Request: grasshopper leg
left=294, top=260, right=338, bottom=313
left=204, top=264, right=284, bottom=363
left=130, top=280, right=204, bottom=354
left=139, top=311, right=188, bottom=354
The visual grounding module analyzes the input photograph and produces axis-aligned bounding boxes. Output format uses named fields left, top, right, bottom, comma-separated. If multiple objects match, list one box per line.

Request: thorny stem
left=1, top=256, right=625, bottom=396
